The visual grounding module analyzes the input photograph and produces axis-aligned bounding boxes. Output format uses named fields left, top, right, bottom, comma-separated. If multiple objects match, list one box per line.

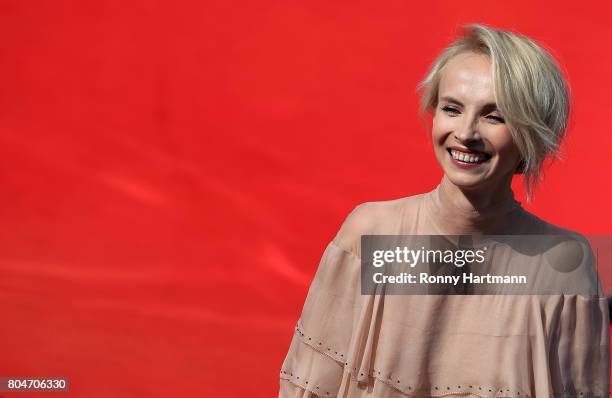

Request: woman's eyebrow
left=439, top=96, right=463, bottom=106
left=481, top=103, right=500, bottom=113
left=439, top=96, right=499, bottom=112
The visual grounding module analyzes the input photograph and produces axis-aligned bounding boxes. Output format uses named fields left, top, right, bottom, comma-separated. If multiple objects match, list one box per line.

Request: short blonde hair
left=417, top=24, right=570, bottom=201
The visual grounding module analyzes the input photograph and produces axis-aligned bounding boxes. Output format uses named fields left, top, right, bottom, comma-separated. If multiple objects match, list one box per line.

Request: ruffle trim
left=281, top=321, right=608, bottom=398
left=281, top=323, right=536, bottom=398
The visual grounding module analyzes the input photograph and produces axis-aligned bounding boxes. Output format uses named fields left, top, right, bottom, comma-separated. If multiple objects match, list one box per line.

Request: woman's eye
left=442, top=106, right=460, bottom=115
left=486, top=115, right=505, bottom=123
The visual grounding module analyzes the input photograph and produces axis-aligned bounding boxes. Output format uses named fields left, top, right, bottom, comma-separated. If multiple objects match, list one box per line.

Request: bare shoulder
left=332, top=193, right=426, bottom=256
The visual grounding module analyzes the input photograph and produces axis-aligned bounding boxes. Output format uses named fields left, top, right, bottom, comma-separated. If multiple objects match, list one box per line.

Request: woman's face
left=432, top=51, right=522, bottom=193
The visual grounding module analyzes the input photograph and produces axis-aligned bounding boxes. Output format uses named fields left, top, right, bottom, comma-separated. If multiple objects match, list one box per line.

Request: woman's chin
left=444, top=172, right=489, bottom=190
left=443, top=168, right=515, bottom=193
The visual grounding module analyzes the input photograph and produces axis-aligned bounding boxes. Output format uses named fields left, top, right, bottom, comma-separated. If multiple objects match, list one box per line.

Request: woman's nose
left=453, top=116, right=480, bottom=142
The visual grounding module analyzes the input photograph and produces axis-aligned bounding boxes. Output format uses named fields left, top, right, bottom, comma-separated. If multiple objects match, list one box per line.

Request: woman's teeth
left=450, top=149, right=488, bottom=164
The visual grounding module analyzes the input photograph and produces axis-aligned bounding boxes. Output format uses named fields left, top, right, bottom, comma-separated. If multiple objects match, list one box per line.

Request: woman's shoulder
left=518, top=207, right=585, bottom=238
left=518, top=209, right=597, bottom=281
left=332, top=193, right=427, bottom=256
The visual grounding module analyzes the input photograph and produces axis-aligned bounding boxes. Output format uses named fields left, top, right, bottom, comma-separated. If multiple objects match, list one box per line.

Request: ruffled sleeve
left=279, top=238, right=371, bottom=396
left=279, top=204, right=380, bottom=397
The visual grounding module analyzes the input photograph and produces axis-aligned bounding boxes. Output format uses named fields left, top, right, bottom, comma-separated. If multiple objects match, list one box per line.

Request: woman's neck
left=427, top=175, right=522, bottom=235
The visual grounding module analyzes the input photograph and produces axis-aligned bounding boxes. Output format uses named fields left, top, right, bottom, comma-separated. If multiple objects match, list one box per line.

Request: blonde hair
left=417, top=23, right=570, bottom=201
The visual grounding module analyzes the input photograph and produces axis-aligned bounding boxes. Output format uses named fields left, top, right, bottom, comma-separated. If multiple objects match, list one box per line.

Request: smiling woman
left=278, top=24, right=609, bottom=397
left=431, top=51, right=524, bottom=204
left=418, top=24, right=570, bottom=202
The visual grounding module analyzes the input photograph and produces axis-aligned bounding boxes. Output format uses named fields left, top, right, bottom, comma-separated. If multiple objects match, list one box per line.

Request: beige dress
left=278, top=183, right=610, bottom=398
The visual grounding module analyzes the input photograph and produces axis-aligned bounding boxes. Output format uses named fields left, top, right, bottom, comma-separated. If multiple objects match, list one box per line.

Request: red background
left=1, top=1, right=611, bottom=397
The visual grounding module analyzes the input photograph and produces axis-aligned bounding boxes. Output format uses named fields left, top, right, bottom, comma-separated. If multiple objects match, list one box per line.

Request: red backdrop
left=1, top=1, right=611, bottom=397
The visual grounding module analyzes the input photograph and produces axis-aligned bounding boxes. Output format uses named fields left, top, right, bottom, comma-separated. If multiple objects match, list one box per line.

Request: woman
left=279, top=24, right=610, bottom=397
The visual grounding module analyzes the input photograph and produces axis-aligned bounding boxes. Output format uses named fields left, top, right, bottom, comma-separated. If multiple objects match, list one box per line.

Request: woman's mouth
left=447, top=148, right=491, bottom=167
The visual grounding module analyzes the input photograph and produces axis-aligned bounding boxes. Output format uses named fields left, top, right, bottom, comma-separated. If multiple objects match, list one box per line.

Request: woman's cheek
left=487, top=128, right=517, bottom=155
left=432, top=118, right=454, bottom=143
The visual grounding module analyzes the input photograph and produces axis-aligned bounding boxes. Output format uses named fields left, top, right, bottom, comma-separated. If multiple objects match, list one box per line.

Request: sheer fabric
left=278, top=184, right=610, bottom=397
